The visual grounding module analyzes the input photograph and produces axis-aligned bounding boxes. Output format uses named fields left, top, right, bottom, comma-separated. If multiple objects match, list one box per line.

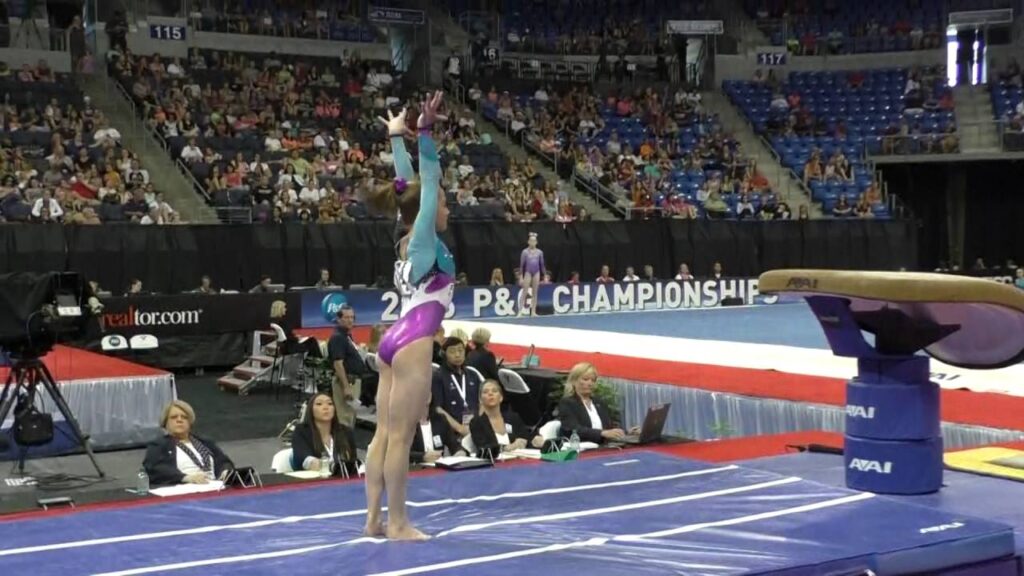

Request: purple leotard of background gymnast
left=520, top=248, right=545, bottom=277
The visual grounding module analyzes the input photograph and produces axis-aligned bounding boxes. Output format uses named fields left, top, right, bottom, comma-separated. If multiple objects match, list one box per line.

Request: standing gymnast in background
left=364, top=91, right=452, bottom=540
left=519, top=232, right=545, bottom=316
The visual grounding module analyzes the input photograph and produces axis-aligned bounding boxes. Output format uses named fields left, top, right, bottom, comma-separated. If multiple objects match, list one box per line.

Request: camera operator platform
left=0, top=271, right=104, bottom=478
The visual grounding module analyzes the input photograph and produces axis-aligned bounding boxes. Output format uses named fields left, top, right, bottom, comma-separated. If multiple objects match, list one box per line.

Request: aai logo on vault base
left=321, top=293, right=348, bottom=322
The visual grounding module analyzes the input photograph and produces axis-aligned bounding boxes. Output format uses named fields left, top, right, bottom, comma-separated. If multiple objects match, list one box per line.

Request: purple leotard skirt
left=377, top=273, right=452, bottom=365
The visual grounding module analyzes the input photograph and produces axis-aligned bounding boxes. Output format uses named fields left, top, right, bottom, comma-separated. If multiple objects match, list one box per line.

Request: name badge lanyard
left=451, top=373, right=469, bottom=419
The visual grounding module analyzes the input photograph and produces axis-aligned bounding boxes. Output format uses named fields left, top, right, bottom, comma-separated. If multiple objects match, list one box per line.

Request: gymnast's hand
left=418, top=90, right=446, bottom=129
left=377, top=107, right=411, bottom=137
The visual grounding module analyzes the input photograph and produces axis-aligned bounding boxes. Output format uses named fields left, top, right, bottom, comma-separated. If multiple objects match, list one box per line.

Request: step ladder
left=217, top=353, right=276, bottom=395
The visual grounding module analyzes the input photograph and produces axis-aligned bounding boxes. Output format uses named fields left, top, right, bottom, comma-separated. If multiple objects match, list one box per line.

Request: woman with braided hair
left=362, top=91, right=452, bottom=540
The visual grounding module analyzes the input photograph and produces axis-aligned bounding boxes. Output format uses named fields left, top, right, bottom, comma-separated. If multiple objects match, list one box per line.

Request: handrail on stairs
left=104, top=63, right=218, bottom=212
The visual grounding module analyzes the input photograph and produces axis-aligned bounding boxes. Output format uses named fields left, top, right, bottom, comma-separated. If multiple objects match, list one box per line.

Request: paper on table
left=149, top=480, right=225, bottom=497
left=509, top=449, right=543, bottom=460
left=436, top=456, right=488, bottom=466
left=285, top=471, right=322, bottom=480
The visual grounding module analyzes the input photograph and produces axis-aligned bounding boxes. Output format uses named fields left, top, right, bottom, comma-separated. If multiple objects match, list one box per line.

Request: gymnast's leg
left=520, top=272, right=534, bottom=315
left=383, top=336, right=434, bottom=540
left=362, top=361, right=392, bottom=536
left=530, top=273, right=540, bottom=316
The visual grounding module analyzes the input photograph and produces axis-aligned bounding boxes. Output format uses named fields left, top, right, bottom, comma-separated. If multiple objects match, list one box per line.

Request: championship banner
left=301, top=278, right=772, bottom=328
left=99, top=292, right=301, bottom=337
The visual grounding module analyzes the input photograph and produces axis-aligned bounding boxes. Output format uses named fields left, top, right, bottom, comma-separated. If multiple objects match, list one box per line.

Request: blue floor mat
left=0, top=453, right=1014, bottom=576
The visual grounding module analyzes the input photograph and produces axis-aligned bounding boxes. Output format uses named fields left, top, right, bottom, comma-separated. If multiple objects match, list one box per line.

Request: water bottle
left=136, top=469, right=150, bottom=495
left=319, top=452, right=332, bottom=478
left=569, top=430, right=580, bottom=454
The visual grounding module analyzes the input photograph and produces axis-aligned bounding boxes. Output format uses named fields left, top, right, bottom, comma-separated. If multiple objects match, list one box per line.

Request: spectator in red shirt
left=595, top=265, right=615, bottom=283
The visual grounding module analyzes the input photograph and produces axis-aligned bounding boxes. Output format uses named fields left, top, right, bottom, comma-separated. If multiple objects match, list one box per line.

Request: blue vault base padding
left=804, top=295, right=948, bottom=494
left=845, top=356, right=944, bottom=494
left=0, top=453, right=1016, bottom=576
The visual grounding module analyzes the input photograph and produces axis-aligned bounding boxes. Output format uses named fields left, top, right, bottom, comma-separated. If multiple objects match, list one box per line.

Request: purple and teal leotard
left=377, top=133, right=455, bottom=366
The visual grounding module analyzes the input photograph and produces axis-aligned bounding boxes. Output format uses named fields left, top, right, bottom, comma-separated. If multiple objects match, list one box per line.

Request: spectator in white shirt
left=457, top=156, right=475, bottom=178
left=313, top=130, right=331, bottom=150
left=32, top=190, right=64, bottom=220
left=125, top=159, right=150, bottom=185
left=622, top=267, right=640, bottom=282
left=299, top=180, right=325, bottom=203
left=675, top=263, right=694, bottom=281
left=265, top=131, right=283, bottom=152
left=166, top=57, right=185, bottom=78
left=93, top=119, right=121, bottom=146
left=534, top=86, right=549, bottom=102
left=605, top=132, right=622, bottom=155
left=180, top=138, right=203, bottom=163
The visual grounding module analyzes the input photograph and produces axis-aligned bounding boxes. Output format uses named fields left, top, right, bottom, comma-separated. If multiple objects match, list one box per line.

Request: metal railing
left=456, top=79, right=628, bottom=218
left=0, top=23, right=70, bottom=52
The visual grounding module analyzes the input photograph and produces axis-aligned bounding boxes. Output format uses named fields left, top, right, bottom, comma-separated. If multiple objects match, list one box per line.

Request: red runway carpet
left=0, top=345, right=167, bottom=381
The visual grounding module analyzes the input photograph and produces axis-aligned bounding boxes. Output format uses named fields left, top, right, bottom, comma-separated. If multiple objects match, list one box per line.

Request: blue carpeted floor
left=493, top=303, right=831, bottom=349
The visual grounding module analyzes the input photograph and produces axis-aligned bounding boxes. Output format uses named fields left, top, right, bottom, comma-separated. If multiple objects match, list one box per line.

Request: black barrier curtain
left=0, top=221, right=918, bottom=292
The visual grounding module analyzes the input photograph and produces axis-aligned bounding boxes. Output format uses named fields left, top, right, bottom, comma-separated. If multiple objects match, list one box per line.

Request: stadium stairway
left=79, top=74, right=220, bottom=224
left=703, top=90, right=822, bottom=215
left=953, top=85, right=1002, bottom=153
left=466, top=107, right=618, bottom=220
left=718, top=0, right=772, bottom=54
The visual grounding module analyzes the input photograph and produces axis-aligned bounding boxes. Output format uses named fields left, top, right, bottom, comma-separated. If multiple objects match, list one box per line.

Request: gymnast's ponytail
left=366, top=177, right=422, bottom=228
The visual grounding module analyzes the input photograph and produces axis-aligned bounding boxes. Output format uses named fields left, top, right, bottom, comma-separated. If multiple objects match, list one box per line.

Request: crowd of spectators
left=189, top=0, right=375, bottom=42
left=993, top=59, right=1024, bottom=151
left=445, top=0, right=709, bottom=55
left=0, top=62, right=175, bottom=225
left=472, top=80, right=799, bottom=220
left=115, top=48, right=584, bottom=224
left=747, top=0, right=947, bottom=54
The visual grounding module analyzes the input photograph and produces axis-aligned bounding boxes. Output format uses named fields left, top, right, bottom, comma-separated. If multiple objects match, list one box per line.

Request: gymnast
left=518, top=232, right=545, bottom=316
left=363, top=91, right=453, bottom=541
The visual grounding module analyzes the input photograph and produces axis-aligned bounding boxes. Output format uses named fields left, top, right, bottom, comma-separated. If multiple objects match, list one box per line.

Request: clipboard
left=434, top=456, right=494, bottom=471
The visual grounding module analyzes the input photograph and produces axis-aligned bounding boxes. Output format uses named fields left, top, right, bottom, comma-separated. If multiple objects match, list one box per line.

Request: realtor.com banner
left=100, top=292, right=302, bottom=337
left=300, top=278, right=777, bottom=328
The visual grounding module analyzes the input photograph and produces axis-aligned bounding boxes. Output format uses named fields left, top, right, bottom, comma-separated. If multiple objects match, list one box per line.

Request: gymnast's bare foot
left=363, top=520, right=385, bottom=537
left=386, top=522, right=430, bottom=541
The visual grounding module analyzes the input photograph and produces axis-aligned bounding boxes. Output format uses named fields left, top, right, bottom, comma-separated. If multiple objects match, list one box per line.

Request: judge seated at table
left=411, top=393, right=466, bottom=465
left=431, top=337, right=483, bottom=436
left=269, top=299, right=322, bottom=358
left=290, top=392, right=359, bottom=477
left=466, top=328, right=501, bottom=382
left=144, top=400, right=234, bottom=486
left=470, top=380, right=544, bottom=459
left=556, top=362, right=630, bottom=444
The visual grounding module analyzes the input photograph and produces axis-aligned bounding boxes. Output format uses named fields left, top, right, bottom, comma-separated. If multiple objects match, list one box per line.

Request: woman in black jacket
left=470, top=380, right=543, bottom=459
left=143, top=400, right=234, bottom=486
left=291, top=392, right=359, bottom=477
left=556, top=362, right=630, bottom=444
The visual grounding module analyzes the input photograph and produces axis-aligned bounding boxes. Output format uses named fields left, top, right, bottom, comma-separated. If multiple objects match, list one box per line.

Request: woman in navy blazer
left=143, top=400, right=234, bottom=486
left=291, top=393, right=359, bottom=477
left=470, top=380, right=543, bottom=458
left=556, top=363, right=629, bottom=444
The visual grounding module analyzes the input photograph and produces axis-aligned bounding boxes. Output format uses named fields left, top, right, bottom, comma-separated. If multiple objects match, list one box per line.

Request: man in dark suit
left=431, top=337, right=483, bottom=435
left=466, top=327, right=500, bottom=382
left=327, top=305, right=372, bottom=425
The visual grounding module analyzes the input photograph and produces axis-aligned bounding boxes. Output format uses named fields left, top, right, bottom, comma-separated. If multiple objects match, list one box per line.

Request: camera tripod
left=0, top=357, right=104, bottom=477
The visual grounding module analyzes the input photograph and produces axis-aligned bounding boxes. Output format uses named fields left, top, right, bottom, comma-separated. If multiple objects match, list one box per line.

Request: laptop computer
left=619, top=403, right=671, bottom=445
